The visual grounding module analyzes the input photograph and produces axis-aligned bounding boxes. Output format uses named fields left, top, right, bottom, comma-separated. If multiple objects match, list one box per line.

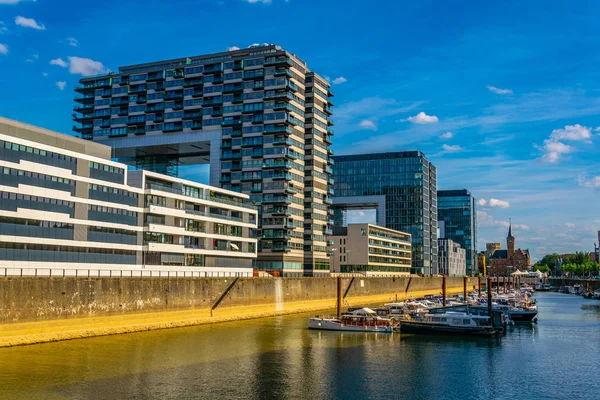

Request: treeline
left=535, top=252, right=599, bottom=276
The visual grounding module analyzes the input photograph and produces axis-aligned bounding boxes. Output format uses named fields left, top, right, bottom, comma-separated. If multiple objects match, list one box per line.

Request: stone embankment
left=0, top=276, right=472, bottom=347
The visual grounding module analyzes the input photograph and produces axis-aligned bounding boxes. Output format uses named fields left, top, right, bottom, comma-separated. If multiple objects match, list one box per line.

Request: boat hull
left=308, top=318, right=394, bottom=333
left=508, top=310, right=537, bottom=322
left=399, top=321, right=495, bottom=336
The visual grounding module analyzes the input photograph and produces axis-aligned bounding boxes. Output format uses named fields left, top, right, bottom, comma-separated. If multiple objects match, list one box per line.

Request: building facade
left=437, top=238, right=466, bottom=276
left=72, top=45, right=333, bottom=276
left=489, top=223, right=531, bottom=275
left=328, top=224, right=411, bottom=276
left=486, top=243, right=500, bottom=259
left=477, top=252, right=487, bottom=276
left=331, top=152, right=437, bottom=275
left=437, top=189, right=477, bottom=275
left=0, top=117, right=257, bottom=275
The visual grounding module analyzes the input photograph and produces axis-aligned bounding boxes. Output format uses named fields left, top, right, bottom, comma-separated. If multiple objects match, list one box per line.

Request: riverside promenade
left=0, top=276, right=469, bottom=347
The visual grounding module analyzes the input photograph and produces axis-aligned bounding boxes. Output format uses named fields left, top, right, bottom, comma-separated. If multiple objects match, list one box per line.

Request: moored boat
left=398, top=311, right=495, bottom=336
left=308, top=308, right=397, bottom=333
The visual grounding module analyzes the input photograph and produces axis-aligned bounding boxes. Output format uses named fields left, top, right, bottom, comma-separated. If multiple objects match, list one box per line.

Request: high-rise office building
left=73, top=45, right=334, bottom=276
left=331, top=152, right=438, bottom=275
left=437, top=189, right=477, bottom=275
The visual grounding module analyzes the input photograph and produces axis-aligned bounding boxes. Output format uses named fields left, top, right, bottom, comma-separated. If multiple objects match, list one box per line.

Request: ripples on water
left=1, top=293, right=599, bottom=400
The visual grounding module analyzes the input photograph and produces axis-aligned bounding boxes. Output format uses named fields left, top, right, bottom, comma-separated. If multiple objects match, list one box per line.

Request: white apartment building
left=437, top=238, right=466, bottom=276
left=0, top=117, right=257, bottom=276
left=328, top=223, right=412, bottom=276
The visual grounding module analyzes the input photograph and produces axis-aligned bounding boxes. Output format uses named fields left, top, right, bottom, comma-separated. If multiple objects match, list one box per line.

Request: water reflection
left=0, top=293, right=599, bottom=399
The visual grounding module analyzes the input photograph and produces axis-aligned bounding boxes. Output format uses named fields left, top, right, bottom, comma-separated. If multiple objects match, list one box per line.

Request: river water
left=1, top=292, right=599, bottom=400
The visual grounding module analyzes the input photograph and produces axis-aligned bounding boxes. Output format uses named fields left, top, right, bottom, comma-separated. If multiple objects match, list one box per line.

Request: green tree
left=534, top=265, right=550, bottom=273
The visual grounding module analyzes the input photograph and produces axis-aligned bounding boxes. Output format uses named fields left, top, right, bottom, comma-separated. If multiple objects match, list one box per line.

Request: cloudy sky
left=0, top=0, right=599, bottom=260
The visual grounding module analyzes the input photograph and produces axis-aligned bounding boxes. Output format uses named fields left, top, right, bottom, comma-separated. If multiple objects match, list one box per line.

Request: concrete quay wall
left=0, top=276, right=472, bottom=347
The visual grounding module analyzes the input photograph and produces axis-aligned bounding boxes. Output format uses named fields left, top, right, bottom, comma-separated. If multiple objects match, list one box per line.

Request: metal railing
left=1, top=268, right=252, bottom=278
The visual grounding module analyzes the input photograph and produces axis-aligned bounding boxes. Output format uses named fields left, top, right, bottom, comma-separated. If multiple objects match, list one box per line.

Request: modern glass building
left=331, top=152, right=438, bottom=275
left=72, top=45, right=334, bottom=276
left=437, top=189, right=477, bottom=275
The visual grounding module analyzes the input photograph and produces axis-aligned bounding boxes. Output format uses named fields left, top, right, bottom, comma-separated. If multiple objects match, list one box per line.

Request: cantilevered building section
left=0, top=117, right=257, bottom=276
left=73, top=45, right=334, bottom=276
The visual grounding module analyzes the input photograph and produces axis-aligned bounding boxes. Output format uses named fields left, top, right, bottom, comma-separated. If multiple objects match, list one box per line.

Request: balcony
left=72, top=113, right=93, bottom=123
left=274, top=69, right=293, bottom=78
left=264, top=57, right=292, bottom=67
left=323, top=197, right=333, bottom=205
left=262, top=195, right=293, bottom=205
left=183, top=79, right=203, bottom=88
left=164, top=92, right=184, bottom=100
left=73, top=104, right=94, bottom=112
left=264, top=125, right=293, bottom=135
left=271, top=172, right=292, bottom=181
left=327, top=188, right=334, bottom=196
left=232, top=94, right=243, bottom=104
left=323, top=228, right=333, bottom=236
left=118, top=77, right=130, bottom=85
left=219, top=176, right=231, bottom=184
left=273, top=137, right=292, bottom=146
left=221, top=152, right=242, bottom=160
left=285, top=185, right=300, bottom=194
left=324, top=166, right=333, bottom=175
left=128, top=85, right=147, bottom=94
left=270, top=207, right=292, bottom=216
left=204, top=63, right=223, bottom=73
left=73, top=124, right=93, bottom=133
left=147, top=71, right=165, bottom=81
left=271, top=243, right=293, bottom=252
left=164, top=124, right=183, bottom=133
left=262, top=160, right=291, bottom=169
left=241, top=174, right=262, bottom=182
left=261, top=231, right=291, bottom=240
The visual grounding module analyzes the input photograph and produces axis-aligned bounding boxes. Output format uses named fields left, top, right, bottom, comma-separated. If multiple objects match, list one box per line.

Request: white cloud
left=478, top=198, right=487, bottom=207
left=565, top=222, right=576, bottom=229
left=0, top=43, right=7, bottom=55
left=26, top=53, right=39, bottom=63
left=42, top=72, right=48, bottom=77
left=477, top=210, right=529, bottom=230
left=67, top=56, right=107, bottom=76
left=407, top=111, right=438, bottom=124
left=489, top=198, right=510, bottom=208
left=332, top=76, right=347, bottom=85
left=0, top=21, right=7, bottom=34
left=442, top=144, right=462, bottom=152
left=541, top=139, right=573, bottom=163
left=440, top=131, right=453, bottom=139
left=245, top=0, right=272, bottom=4
left=358, top=211, right=366, bottom=217
left=50, top=58, right=68, bottom=67
left=15, top=16, right=45, bottom=30
left=594, top=127, right=600, bottom=132
left=549, top=124, right=592, bottom=143
left=486, top=85, right=513, bottom=95
left=359, top=120, right=377, bottom=130
left=0, top=0, right=35, bottom=3
left=67, top=37, right=78, bottom=47
left=227, top=46, right=240, bottom=51
left=578, top=175, right=600, bottom=188
left=56, top=81, right=66, bottom=91
left=324, top=76, right=331, bottom=82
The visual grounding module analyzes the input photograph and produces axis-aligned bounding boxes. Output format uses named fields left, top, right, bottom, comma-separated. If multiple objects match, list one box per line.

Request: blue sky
left=1, top=0, right=599, bottom=261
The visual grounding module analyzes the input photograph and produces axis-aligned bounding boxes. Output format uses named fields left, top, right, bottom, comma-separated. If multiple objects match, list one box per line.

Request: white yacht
left=308, top=308, right=397, bottom=333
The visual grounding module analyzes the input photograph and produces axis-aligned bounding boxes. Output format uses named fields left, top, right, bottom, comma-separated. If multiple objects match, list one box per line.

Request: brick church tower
left=507, top=219, right=515, bottom=262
